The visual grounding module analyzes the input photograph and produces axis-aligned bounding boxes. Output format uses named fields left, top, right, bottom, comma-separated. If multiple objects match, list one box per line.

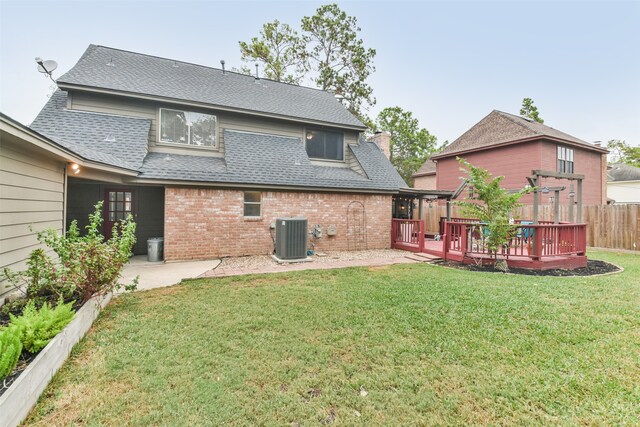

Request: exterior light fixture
left=541, top=187, right=550, bottom=194
left=568, top=190, right=575, bottom=198
left=71, top=163, right=80, bottom=174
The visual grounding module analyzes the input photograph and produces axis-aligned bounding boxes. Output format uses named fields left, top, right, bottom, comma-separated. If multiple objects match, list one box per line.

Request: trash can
left=147, top=237, right=164, bottom=262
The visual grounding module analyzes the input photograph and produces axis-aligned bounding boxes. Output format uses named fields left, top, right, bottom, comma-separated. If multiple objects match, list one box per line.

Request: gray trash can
left=147, top=237, right=164, bottom=262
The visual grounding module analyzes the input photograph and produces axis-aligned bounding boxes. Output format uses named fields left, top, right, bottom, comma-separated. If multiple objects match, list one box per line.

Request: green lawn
left=25, top=251, right=640, bottom=426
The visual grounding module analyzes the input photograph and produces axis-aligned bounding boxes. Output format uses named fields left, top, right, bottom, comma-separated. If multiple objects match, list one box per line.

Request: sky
left=1, top=0, right=639, bottom=147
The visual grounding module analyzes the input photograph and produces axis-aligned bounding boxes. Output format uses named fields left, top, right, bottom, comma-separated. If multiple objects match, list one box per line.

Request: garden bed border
left=0, top=292, right=112, bottom=427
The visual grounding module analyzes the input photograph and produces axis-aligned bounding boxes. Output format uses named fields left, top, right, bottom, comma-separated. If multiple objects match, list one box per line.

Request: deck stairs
left=404, top=252, right=442, bottom=263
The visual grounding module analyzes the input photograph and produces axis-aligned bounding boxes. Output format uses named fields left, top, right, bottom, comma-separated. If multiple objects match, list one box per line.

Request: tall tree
left=301, top=3, right=376, bottom=118
left=520, top=98, right=544, bottom=123
left=375, top=106, right=438, bottom=184
left=239, top=20, right=307, bottom=84
left=607, top=139, right=640, bottom=167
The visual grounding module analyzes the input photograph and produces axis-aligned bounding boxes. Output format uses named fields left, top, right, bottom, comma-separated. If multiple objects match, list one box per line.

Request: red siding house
left=425, top=110, right=608, bottom=205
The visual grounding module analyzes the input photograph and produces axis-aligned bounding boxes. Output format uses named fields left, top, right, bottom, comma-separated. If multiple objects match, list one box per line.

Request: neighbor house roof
left=56, top=44, right=365, bottom=130
left=31, top=91, right=150, bottom=170
left=412, top=158, right=436, bottom=178
left=608, top=163, right=640, bottom=182
left=432, top=110, right=608, bottom=159
left=31, top=90, right=406, bottom=192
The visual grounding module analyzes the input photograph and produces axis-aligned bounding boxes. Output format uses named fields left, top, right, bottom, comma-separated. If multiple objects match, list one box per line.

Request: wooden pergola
left=528, top=169, right=584, bottom=224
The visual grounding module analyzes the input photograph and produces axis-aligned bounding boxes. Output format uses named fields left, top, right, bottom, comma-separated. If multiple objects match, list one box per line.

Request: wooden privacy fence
left=419, top=204, right=640, bottom=251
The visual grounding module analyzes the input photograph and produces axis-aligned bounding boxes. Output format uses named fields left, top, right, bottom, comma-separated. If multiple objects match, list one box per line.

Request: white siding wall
left=0, top=140, right=65, bottom=296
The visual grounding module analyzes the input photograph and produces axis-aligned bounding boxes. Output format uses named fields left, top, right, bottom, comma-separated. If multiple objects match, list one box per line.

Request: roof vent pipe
left=594, top=141, right=602, bottom=147
left=255, top=63, right=260, bottom=81
left=220, top=59, right=226, bottom=74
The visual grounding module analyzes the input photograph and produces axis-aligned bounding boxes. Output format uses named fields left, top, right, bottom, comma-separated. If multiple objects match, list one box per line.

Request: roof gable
left=434, top=110, right=604, bottom=158
left=57, top=45, right=364, bottom=129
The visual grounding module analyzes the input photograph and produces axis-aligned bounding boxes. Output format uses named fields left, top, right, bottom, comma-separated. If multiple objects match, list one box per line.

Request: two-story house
left=415, top=110, right=608, bottom=205
left=27, top=45, right=406, bottom=261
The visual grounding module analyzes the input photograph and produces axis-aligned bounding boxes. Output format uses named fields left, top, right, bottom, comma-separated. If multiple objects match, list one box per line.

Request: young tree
left=301, top=3, right=376, bottom=118
left=607, top=139, right=640, bottom=167
left=520, top=97, right=544, bottom=123
left=375, top=106, right=438, bottom=184
left=455, top=158, right=534, bottom=269
left=238, top=20, right=307, bottom=84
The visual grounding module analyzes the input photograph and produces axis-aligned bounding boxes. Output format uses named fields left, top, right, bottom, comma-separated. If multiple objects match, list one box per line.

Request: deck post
left=442, top=221, right=449, bottom=260
left=419, top=220, right=425, bottom=252
left=532, top=225, right=542, bottom=260
left=577, top=179, right=583, bottom=223
left=554, top=190, right=560, bottom=224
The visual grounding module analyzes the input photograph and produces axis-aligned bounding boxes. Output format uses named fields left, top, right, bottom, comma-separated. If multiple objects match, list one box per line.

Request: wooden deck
left=392, top=218, right=588, bottom=270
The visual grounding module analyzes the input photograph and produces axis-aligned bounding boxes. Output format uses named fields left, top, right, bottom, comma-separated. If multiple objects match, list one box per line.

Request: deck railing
left=442, top=221, right=587, bottom=260
left=391, top=219, right=424, bottom=251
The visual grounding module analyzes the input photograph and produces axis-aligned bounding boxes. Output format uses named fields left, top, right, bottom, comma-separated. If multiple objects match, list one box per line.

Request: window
left=305, top=129, right=344, bottom=161
left=557, top=146, right=574, bottom=173
left=160, top=108, right=216, bottom=147
left=243, top=192, right=261, bottom=217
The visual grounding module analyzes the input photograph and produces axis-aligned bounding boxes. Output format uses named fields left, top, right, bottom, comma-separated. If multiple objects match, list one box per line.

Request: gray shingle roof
left=139, top=130, right=405, bottom=191
left=608, top=163, right=640, bottom=182
left=57, top=45, right=364, bottom=129
left=30, top=91, right=150, bottom=170
left=434, top=110, right=606, bottom=158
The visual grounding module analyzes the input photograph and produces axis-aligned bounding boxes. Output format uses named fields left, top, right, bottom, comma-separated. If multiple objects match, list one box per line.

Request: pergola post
left=569, top=184, right=575, bottom=223
left=554, top=190, right=560, bottom=224
left=577, top=179, right=583, bottom=223
left=446, top=201, right=451, bottom=221
left=532, top=175, right=539, bottom=224
left=418, top=197, right=424, bottom=221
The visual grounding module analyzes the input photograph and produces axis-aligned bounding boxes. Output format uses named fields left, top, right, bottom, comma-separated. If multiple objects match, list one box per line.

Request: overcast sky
left=1, top=0, right=638, bottom=146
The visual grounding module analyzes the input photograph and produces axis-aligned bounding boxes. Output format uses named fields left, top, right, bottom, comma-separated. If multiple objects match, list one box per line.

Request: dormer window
left=305, top=129, right=344, bottom=161
left=160, top=108, right=216, bottom=147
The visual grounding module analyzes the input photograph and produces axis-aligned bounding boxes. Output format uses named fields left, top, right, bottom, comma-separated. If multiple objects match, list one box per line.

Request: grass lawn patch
left=25, top=250, right=640, bottom=425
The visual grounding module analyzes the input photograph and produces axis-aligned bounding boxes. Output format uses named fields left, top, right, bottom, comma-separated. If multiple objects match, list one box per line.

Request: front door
left=103, top=189, right=134, bottom=240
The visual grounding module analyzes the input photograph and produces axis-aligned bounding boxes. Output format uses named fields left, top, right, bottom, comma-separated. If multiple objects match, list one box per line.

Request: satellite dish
left=36, top=59, right=58, bottom=74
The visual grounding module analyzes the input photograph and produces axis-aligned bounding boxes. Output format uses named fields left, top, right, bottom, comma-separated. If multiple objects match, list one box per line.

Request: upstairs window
left=243, top=192, right=261, bottom=217
left=160, top=108, right=216, bottom=147
left=557, top=146, right=574, bottom=174
left=305, top=129, right=344, bottom=161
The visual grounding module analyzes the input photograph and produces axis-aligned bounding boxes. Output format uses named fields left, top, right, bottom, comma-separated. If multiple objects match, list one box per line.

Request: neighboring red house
left=424, top=110, right=608, bottom=205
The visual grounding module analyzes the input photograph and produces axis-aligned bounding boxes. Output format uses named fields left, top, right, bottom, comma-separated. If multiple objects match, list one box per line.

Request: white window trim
left=557, top=145, right=575, bottom=173
left=157, top=107, right=218, bottom=149
left=304, top=127, right=346, bottom=163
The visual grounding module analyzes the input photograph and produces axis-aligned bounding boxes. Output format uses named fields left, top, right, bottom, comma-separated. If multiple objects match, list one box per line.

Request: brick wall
left=164, top=188, right=392, bottom=261
left=413, top=174, right=436, bottom=190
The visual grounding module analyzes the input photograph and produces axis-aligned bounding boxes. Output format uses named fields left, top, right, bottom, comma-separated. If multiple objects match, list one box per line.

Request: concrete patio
left=121, top=256, right=220, bottom=291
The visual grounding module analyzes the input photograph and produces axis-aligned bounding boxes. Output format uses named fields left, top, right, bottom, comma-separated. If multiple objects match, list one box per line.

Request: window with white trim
left=305, top=129, right=344, bottom=161
left=243, top=192, right=261, bottom=217
left=557, top=146, right=574, bottom=173
left=159, top=108, right=216, bottom=147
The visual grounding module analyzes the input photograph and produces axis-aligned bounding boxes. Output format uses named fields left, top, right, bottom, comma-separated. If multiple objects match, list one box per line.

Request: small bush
left=1, top=201, right=137, bottom=314
left=0, top=326, right=22, bottom=381
left=10, top=300, right=75, bottom=354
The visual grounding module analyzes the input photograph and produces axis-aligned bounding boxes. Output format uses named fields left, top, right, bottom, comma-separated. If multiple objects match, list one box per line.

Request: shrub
left=0, top=325, right=22, bottom=381
left=10, top=300, right=75, bottom=354
left=1, top=201, right=137, bottom=313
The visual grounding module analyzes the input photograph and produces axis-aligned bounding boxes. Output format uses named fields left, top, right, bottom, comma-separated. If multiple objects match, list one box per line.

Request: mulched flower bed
left=434, top=259, right=621, bottom=277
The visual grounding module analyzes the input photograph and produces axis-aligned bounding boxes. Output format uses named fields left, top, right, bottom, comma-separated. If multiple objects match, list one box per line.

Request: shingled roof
left=608, top=163, right=640, bottom=182
left=412, top=158, right=436, bottom=177
left=138, top=130, right=405, bottom=191
left=56, top=45, right=365, bottom=129
left=31, top=91, right=150, bottom=170
left=31, top=90, right=405, bottom=192
left=432, top=110, right=607, bottom=159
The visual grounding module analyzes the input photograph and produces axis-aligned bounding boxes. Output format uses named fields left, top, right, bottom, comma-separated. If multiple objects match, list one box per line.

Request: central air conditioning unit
left=275, top=218, right=308, bottom=260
